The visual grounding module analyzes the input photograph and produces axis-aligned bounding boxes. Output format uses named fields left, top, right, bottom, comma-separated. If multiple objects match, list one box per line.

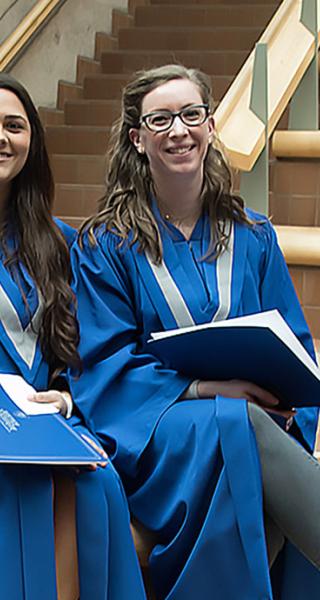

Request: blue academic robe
left=70, top=209, right=320, bottom=600
left=0, top=219, right=145, bottom=600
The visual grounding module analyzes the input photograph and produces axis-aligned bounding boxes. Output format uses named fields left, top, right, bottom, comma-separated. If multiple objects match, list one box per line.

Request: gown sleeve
left=69, top=231, right=190, bottom=478
left=255, top=217, right=319, bottom=449
left=54, top=217, right=77, bottom=247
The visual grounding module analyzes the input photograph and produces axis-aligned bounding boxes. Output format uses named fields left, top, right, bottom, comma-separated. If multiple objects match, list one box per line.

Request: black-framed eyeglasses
left=140, top=104, right=210, bottom=133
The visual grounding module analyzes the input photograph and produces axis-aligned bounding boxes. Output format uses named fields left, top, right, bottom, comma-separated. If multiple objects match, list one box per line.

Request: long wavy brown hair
left=0, top=73, right=80, bottom=376
left=81, top=64, right=253, bottom=262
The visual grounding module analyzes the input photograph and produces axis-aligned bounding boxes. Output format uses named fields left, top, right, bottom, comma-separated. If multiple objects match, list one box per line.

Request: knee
left=247, top=401, right=270, bottom=433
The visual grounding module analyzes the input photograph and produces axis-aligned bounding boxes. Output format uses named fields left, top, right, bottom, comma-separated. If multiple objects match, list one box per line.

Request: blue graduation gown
left=70, top=209, right=320, bottom=599
left=0, top=219, right=145, bottom=600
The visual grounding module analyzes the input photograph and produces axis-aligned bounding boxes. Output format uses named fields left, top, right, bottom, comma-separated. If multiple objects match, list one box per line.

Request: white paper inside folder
left=0, top=374, right=59, bottom=415
left=149, top=309, right=320, bottom=381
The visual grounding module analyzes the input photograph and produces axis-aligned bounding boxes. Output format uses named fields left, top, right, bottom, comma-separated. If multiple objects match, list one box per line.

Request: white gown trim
left=145, top=222, right=234, bottom=327
left=212, top=221, right=234, bottom=322
left=0, top=284, right=42, bottom=368
left=146, top=251, right=195, bottom=327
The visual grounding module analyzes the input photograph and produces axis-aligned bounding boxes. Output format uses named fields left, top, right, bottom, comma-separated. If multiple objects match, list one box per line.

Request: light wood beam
left=214, top=0, right=319, bottom=171
left=0, top=0, right=64, bottom=71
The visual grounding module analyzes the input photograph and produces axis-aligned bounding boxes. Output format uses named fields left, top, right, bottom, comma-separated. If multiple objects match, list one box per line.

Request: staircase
left=40, top=0, right=280, bottom=225
left=40, top=0, right=320, bottom=339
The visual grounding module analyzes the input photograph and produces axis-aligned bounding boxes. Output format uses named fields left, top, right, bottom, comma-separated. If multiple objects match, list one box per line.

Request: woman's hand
left=197, top=379, right=280, bottom=408
left=197, top=379, right=296, bottom=421
left=27, top=390, right=71, bottom=417
left=81, top=434, right=108, bottom=471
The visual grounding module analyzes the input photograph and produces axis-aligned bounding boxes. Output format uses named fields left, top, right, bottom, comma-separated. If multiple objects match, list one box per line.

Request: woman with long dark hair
left=0, top=73, right=146, bottom=600
left=70, top=64, right=320, bottom=599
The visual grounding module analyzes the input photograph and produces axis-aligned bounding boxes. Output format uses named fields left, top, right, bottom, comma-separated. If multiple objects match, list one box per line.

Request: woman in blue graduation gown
left=0, top=74, right=145, bottom=600
left=70, top=65, right=320, bottom=599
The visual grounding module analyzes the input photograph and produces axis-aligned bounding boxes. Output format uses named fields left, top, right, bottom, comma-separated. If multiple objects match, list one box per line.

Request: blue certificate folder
left=149, top=309, right=320, bottom=409
left=0, top=386, right=103, bottom=465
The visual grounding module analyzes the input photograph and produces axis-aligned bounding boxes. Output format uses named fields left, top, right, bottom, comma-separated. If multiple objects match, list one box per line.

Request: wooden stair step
left=57, top=81, right=83, bottom=110
left=83, top=74, right=130, bottom=100
left=100, top=49, right=248, bottom=76
left=64, top=99, right=120, bottom=126
left=51, top=154, right=106, bottom=184
left=46, top=125, right=110, bottom=154
left=112, top=9, right=134, bottom=36
left=94, top=32, right=118, bottom=60
left=118, top=26, right=262, bottom=51
left=128, top=0, right=149, bottom=14
left=76, top=56, right=101, bottom=85
left=39, top=107, right=64, bottom=126
left=134, top=4, right=276, bottom=28
left=83, top=72, right=232, bottom=102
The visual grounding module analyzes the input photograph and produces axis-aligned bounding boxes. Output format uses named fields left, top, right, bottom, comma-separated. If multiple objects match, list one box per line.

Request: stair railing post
left=288, top=0, right=319, bottom=130
left=240, top=42, right=269, bottom=215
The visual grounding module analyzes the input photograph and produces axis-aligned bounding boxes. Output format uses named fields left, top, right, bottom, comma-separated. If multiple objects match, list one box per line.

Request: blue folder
left=0, top=385, right=103, bottom=465
left=149, top=310, right=320, bottom=409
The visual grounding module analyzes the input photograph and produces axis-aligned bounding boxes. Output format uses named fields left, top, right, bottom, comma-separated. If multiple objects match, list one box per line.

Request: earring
left=138, top=145, right=145, bottom=154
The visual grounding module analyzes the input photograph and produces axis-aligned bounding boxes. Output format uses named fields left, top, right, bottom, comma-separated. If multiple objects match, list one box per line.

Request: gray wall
left=6, top=0, right=127, bottom=107
left=0, top=0, right=38, bottom=43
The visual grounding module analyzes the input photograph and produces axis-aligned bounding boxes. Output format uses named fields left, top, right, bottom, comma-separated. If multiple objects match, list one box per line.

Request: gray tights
left=248, top=402, right=320, bottom=569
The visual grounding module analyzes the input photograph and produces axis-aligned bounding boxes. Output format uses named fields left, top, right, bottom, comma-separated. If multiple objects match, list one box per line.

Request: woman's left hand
left=80, top=434, right=108, bottom=470
left=27, top=390, right=70, bottom=417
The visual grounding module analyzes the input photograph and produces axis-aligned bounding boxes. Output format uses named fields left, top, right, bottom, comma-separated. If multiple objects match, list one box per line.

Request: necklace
left=160, top=208, right=201, bottom=227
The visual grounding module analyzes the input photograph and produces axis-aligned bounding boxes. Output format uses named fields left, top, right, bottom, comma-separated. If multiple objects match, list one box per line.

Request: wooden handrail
left=272, top=130, right=320, bottom=157
left=214, top=0, right=319, bottom=172
left=0, top=0, right=64, bottom=71
left=275, top=225, right=320, bottom=266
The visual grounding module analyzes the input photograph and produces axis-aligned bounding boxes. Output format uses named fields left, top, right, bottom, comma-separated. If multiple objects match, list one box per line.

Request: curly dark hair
left=0, top=73, right=80, bottom=376
left=81, top=64, right=252, bottom=262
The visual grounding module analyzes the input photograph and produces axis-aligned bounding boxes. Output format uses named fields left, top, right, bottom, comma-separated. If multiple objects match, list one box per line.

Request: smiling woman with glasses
left=70, top=64, right=320, bottom=600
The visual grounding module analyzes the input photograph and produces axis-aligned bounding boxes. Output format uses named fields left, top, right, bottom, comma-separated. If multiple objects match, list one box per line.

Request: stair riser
left=118, top=28, right=261, bottom=51
left=83, top=76, right=130, bottom=100
left=82, top=74, right=231, bottom=102
left=46, top=129, right=110, bottom=155
left=135, top=5, right=276, bottom=28
left=101, top=50, right=247, bottom=76
left=64, top=101, right=121, bottom=126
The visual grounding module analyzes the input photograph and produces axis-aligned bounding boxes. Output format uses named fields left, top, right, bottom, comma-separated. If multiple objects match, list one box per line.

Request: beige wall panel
left=0, top=0, right=37, bottom=43
left=9, top=0, right=127, bottom=107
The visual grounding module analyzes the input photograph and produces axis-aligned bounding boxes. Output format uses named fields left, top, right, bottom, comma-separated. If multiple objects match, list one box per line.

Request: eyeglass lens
left=143, top=105, right=208, bottom=132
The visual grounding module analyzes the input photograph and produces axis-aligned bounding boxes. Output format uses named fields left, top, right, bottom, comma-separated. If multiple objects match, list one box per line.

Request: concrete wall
left=7, top=0, right=127, bottom=107
left=0, top=0, right=37, bottom=44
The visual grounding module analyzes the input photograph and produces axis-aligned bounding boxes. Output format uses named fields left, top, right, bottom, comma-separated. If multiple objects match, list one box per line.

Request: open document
left=148, top=310, right=320, bottom=409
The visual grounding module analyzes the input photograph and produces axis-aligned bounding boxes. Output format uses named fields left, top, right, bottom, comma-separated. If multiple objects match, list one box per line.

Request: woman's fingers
left=265, top=407, right=296, bottom=420
left=27, top=390, right=67, bottom=415
left=81, top=433, right=108, bottom=469
left=238, top=381, right=279, bottom=408
left=198, top=379, right=279, bottom=407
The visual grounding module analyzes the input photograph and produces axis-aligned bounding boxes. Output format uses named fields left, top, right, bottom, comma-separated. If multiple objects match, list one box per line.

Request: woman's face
left=0, top=88, right=31, bottom=198
left=130, top=78, right=214, bottom=184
